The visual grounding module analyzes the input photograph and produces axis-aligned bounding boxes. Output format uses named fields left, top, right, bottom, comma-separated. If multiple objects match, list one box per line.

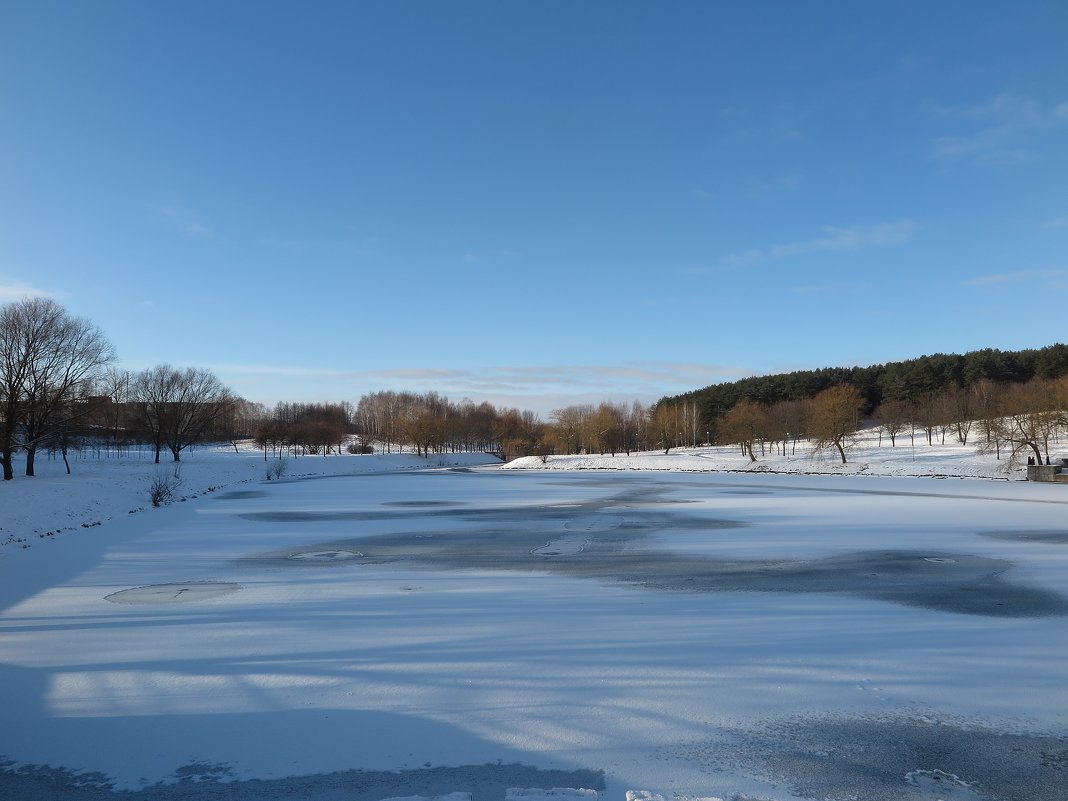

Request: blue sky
left=2, top=1, right=1066, bottom=415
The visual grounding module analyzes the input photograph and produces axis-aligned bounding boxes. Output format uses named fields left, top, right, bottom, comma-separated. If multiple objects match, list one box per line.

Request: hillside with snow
left=505, top=427, right=1044, bottom=480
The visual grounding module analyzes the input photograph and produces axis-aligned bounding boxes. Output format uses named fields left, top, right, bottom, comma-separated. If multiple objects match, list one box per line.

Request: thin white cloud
left=723, top=220, right=918, bottom=267
left=460, top=248, right=522, bottom=264
left=963, top=268, right=1068, bottom=288
left=151, top=204, right=215, bottom=238
left=0, top=281, right=54, bottom=302
left=931, top=93, right=1067, bottom=166
left=790, top=282, right=863, bottom=295
left=739, top=170, right=803, bottom=200
left=211, top=361, right=747, bottom=389
left=718, top=103, right=808, bottom=143
left=1041, top=215, right=1068, bottom=229
left=205, top=361, right=756, bottom=416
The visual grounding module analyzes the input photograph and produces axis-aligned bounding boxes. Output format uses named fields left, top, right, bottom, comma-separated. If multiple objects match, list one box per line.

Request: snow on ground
left=0, top=444, right=496, bottom=551
left=504, top=427, right=1042, bottom=479
left=2, top=440, right=1068, bottom=801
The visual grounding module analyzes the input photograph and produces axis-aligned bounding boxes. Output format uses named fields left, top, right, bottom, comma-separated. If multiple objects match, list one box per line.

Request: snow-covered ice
left=2, top=442, right=1067, bottom=800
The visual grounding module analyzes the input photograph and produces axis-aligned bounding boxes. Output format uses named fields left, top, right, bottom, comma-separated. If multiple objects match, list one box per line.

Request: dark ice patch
left=0, top=759, right=605, bottom=801
left=214, top=490, right=268, bottom=500
left=237, top=484, right=1068, bottom=617
left=382, top=500, right=467, bottom=508
left=982, top=530, right=1068, bottom=545
left=685, top=715, right=1068, bottom=801
left=105, top=582, right=242, bottom=605
left=246, top=525, right=1067, bottom=617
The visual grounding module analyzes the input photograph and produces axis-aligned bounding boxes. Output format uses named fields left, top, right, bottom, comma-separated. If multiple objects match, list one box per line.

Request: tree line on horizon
left=654, top=343, right=1068, bottom=467
left=2, top=297, right=1067, bottom=479
left=661, top=344, right=1068, bottom=420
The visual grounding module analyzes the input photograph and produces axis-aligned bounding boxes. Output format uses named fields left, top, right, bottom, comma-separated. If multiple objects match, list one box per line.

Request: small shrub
left=149, top=471, right=181, bottom=507
left=266, top=458, right=288, bottom=481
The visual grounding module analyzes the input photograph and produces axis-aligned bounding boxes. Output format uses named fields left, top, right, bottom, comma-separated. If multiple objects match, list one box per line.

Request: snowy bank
left=502, top=430, right=1028, bottom=481
left=0, top=445, right=498, bottom=553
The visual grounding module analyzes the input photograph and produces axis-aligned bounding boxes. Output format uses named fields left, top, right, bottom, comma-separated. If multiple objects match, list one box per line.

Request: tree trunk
left=1, top=454, right=12, bottom=481
left=835, top=438, right=847, bottom=464
left=1029, top=442, right=1043, bottom=465
left=25, top=445, right=36, bottom=476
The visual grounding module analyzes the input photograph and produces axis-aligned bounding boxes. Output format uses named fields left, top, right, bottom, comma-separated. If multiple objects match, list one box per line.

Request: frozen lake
left=2, top=467, right=1067, bottom=800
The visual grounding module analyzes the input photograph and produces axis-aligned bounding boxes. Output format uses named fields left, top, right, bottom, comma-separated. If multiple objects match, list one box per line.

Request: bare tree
left=943, top=384, right=974, bottom=445
left=720, top=400, right=767, bottom=462
left=0, top=303, right=33, bottom=480
left=873, top=398, right=910, bottom=447
left=766, top=398, right=808, bottom=456
left=94, top=368, right=133, bottom=450
left=0, top=298, right=114, bottom=479
left=493, top=407, right=542, bottom=461
left=21, top=307, right=115, bottom=475
left=354, top=390, right=410, bottom=453
left=625, top=401, right=646, bottom=453
left=131, top=365, right=232, bottom=463
left=218, top=398, right=266, bottom=453
left=995, top=380, right=1064, bottom=467
left=649, top=402, right=681, bottom=455
left=254, top=416, right=288, bottom=460
left=280, top=402, right=351, bottom=456
left=679, top=400, right=702, bottom=448
left=549, top=404, right=592, bottom=455
left=972, top=378, right=1006, bottom=458
left=911, top=392, right=943, bottom=446
left=809, top=384, right=864, bottom=464
left=588, top=402, right=626, bottom=456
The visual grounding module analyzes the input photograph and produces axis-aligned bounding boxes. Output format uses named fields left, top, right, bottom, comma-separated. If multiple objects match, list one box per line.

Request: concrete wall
left=1027, top=464, right=1068, bottom=483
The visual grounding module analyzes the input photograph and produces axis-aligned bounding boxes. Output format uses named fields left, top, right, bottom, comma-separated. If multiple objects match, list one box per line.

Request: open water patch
left=104, top=582, right=242, bottom=605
